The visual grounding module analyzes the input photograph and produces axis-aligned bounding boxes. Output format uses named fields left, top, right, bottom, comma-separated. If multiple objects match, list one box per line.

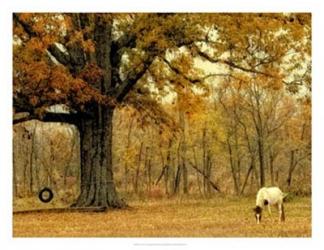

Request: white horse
left=253, top=187, right=286, bottom=224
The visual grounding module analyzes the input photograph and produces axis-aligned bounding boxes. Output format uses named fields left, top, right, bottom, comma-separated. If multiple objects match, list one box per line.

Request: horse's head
left=253, top=206, right=262, bottom=224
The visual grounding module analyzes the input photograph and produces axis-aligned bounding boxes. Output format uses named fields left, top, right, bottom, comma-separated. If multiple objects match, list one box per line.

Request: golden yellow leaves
left=83, top=40, right=95, bottom=53
left=78, top=63, right=103, bottom=86
left=13, top=13, right=311, bottom=116
left=17, top=14, right=66, bottom=47
left=67, top=30, right=95, bottom=54
left=26, top=38, right=46, bottom=56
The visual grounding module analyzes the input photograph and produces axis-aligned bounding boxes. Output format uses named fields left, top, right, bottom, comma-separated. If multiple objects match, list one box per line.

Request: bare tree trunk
left=169, top=150, right=175, bottom=194
left=192, top=147, right=202, bottom=195
left=156, top=147, right=165, bottom=185
left=234, top=124, right=241, bottom=190
left=202, top=126, right=212, bottom=195
left=72, top=107, right=124, bottom=208
left=134, top=142, right=144, bottom=194
left=227, top=137, right=240, bottom=195
left=257, top=136, right=265, bottom=187
left=179, top=110, right=188, bottom=194
left=123, top=116, right=135, bottom=193
left=188, top=161, right=221, bottom=192
left=13, top=147, right=18, bottom=197
left=182, top=161, right=188, bottom=194
left=240, top=161, right=253, bottom=195
left=287, top=149, right=296, bottom=190
left=206, top=151, right=213, bottom=194
left=164, top=139, right=172, bottom=195
left=164, top=141, right=172, bottom=195
left=144, top=146, right=152, bottom=193
left=269, top=150, right=275, bottom=186
left=173, top=164, right=181, bottom=194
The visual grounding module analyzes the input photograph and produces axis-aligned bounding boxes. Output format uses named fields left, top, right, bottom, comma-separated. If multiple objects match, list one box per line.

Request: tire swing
left=38, top=187, right=54, bottom=203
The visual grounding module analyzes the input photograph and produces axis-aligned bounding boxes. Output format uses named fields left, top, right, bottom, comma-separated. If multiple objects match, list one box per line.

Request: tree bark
left=240, top=161, right=253, bottom=195
left=202, top=127, right=207, bottom=193
left=206, top=152, right=213, bottom=194
left=123, top=116, right=135, bottom=193
left=72, top=107, right=125, bottom=208
left=134, top=142, right=144, bottom=194
left=188, top=161, right=221, bottom=192
left=192, top=147, right=202, bottom=195
left=165, top=139, right=173, bottom=195
left=286, top=149, right=296, bottom=189
left=269, top=150, right=275, bottom=186
left=227, top=137, right=240, bottom=194
left=155, top=140, right=172, bottom=195
left=144, top=146, right=152, bottom=193
left=72, top=15, right=126, bottom=208
left=179, top=109, right=188, bottom=194
left=257, top=136, right=266, bottom=187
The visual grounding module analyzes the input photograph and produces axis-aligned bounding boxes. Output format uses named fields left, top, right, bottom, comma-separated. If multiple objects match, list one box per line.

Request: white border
left=1, top=1, right=323, bottom=250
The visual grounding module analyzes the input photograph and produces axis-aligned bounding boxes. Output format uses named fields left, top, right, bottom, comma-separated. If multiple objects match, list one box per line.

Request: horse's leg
left=268, top=204, right=272, bottom=216
left=281, top=203, right=285, bottom=222
left=278, top=203, right=285, bottom=222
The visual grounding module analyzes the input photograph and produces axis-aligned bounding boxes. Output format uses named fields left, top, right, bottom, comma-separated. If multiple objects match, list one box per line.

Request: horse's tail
left=283, top=192, right=289, bottom=202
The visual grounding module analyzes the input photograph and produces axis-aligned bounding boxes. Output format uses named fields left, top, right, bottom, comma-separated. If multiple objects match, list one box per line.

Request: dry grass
left=13, top=196, right=311, bottom=237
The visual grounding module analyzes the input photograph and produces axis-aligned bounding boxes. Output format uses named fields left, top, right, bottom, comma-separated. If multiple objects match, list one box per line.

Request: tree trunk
left=202, top=126, right=210, bottom=194
left=227, top=137, right=240, bottom=194
left=173, top=165, right=181, bottom=194
left=13, top=147, right=18, bottom=197
left=257, top=136, right=265, bottom=187
left=205, top=151, right=212, bottom=194
left=286, top=149, right=296, bottom=190
left=240, top=161, right=253, bottom=195
left=188, top=161, right=221, bottom=192
left=123, top=116, right=134, bottom=193
left=145, top=146, right=152, bottom=193
left=182, top=161, right=188, bottom=194
left=192, top=147, right=202, bottom=196
left=164, top=142, right=172, bottom=195
left=134, top=142, right=144, bottom=194
left=179, top=109, right=188, bottom=194
left=173, top=137, right=182, bottom=195
left=72, top=107, right=125, bottom=208
left=155, top=139, right=172, bottom=195
left=269, top=150, right=275, bottom=186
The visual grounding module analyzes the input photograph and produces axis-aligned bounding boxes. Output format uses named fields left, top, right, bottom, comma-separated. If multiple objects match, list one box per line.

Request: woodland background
left=13, top=85, right=311, bottom=206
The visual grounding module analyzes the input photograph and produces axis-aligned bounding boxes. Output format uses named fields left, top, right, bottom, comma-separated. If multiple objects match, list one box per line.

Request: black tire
left=38, top=187, right=54, bottom=203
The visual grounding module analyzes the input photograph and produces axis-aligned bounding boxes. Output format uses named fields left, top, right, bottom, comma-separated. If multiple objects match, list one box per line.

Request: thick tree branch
left=159, top=56, right=201, bottom=84
left=13, top=111, right=82, bottom=126
left=47, top=44, right=71, bottom=66
left=13, top=95, right=34, bottom=114
left=114, top=60, right=152, bottom=102
left=196, top=49, right=274, bottom=78
left=188, top=161, right=221, bottom=192
left=13, top=13, right=37, bottom=38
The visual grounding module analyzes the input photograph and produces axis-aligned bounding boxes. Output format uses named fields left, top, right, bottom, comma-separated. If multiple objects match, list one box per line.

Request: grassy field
left=13, top=195, right=311, bottom=237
